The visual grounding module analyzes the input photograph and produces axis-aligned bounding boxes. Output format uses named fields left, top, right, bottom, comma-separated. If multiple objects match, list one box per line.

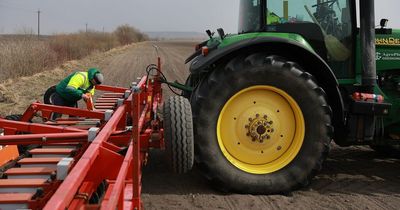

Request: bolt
left=259, top=139, right=264, bottom=143
left=269, top=121, right=273, bottom=125
left=245, top=125, right=249, bottom=129
left=256, top=114, right=260, bottom=118
left=264, top=115, right=268, bottom=119
left=249, top=118, right=253, bottom=122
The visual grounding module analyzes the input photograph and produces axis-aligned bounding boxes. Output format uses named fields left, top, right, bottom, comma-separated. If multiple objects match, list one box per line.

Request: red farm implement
left=0, top=57, right=194, bottom=210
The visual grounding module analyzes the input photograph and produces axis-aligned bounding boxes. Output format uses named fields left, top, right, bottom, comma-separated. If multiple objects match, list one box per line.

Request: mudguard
left=188, top=36, right=345, bottom=136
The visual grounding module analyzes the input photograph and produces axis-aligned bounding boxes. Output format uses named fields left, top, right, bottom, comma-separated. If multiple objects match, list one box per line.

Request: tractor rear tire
left=44, top=85, right=57, bottom=105
left=190, top=54, right=332, bottom=194
left=163, top=96, right=194, bottom=174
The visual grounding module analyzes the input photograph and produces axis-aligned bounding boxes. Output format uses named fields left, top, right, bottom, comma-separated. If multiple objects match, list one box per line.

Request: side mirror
left=380, top=19, right=389, bottom=28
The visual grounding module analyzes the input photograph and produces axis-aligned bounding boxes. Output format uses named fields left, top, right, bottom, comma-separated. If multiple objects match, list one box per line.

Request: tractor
left=183, top=0, right=400, bottom=194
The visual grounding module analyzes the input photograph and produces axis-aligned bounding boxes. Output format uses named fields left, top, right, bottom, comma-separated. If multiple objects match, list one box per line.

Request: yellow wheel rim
left=217, top=85, right=305, bottom=174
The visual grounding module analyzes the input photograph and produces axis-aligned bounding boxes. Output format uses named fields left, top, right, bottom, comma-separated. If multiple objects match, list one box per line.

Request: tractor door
left=265, top=0, right=356, bottom=78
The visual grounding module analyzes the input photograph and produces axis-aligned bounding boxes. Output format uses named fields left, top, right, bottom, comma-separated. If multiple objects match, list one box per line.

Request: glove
left=82, top=93, right=90, bottom=102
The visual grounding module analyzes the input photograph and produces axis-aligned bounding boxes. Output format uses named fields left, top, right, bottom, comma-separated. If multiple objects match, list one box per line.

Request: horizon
left=1, top=0, right=399, bottom=36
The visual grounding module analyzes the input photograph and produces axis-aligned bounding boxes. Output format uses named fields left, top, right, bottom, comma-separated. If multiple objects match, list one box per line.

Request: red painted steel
left=0, top=58, right=165, bottom=209
left=95, top=84, right=129, bottom=93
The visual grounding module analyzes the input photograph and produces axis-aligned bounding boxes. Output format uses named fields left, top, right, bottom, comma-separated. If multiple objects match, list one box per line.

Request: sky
left=0, top=0, right=239, bottom=34
left=0, top=0, right=399, bottom=35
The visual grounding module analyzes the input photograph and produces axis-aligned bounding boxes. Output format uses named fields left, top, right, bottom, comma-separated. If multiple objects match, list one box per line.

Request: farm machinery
left=0, top=0, right=400, bottom=208
left=183, top=0, right=400, bottom=194
left=0, top=58, right=194, bottom=209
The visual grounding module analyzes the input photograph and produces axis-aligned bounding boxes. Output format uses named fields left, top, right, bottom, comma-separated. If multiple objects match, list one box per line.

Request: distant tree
left=114, top=24, right=147, bottom=45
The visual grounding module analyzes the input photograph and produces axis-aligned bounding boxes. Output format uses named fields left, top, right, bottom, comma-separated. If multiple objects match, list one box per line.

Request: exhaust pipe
left=360, top=0, right=376, bottom=93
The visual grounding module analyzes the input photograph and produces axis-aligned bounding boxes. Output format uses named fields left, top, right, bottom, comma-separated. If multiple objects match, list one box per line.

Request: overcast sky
left=0, top=0, right=399, bottom=35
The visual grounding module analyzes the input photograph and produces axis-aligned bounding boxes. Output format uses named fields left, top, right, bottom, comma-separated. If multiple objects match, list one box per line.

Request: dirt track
left=1, top=41, right=400, bottom=209
left=96, top=41, right=400, bottom=210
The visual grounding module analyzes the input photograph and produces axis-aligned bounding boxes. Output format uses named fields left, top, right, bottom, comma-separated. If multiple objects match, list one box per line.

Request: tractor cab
left=239, top=0, right=355, bottom=78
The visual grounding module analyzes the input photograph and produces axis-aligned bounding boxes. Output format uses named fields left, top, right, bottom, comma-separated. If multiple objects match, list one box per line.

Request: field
left=1, top=41, right=400, bottom=209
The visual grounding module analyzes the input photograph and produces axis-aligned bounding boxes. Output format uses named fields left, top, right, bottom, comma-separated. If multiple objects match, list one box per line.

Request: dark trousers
left=51, top=92, right=78, bottom=120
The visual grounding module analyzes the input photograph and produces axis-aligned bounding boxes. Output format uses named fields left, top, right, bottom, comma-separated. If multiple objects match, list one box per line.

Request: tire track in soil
left=97, top=41, right=400, bottom=210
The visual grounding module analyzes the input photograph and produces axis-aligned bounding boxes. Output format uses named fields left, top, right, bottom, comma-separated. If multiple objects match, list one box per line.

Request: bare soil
left=1, top=41, right=400, bottom=209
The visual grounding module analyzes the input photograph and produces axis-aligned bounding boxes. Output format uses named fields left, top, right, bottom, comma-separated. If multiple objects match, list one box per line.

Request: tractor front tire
left=191, top=54, right=332, bottom=194
left=163, top=96, right=194, bottom=174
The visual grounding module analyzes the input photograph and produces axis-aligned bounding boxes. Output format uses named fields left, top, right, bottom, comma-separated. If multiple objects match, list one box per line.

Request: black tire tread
left=163, top=96, right=194, bottom=174
left=190, top=53, right=333, bottom=194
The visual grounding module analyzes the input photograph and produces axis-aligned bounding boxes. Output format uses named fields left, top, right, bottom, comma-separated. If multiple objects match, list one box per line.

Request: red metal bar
left=102, top=142, right=133, bottom=210
left=100, top=95, right=122, bottom=99
left=27, top=103, right=105, bottom=119
left=95, top=85, right=129, bottom=93
left=95, top=98, right=119, bottom=102
left=44, top=105, right=127, bottom=210
left=94, top=103, right=116, bottom=106
left=0, top=119, right=85, bottom=134
left=95, top=106, right=115, bottom=109
left=132, top=90, right=141, bottom=209
left=0, top=132, right=88, bottom=145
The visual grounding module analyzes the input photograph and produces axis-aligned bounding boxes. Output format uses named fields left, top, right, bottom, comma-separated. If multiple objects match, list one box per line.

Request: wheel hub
left=245, top=114, right=274, bottom=143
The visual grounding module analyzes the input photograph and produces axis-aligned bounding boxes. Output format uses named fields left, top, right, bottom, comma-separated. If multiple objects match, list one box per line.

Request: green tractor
left=182, top=0, right=400, bottom=194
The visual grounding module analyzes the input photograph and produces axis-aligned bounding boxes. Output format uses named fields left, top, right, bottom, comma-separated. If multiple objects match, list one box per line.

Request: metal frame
left=0, top=58, right=164, bottom=210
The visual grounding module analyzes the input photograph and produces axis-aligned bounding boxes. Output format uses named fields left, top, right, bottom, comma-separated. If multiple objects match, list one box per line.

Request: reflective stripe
left=76, top=72, right=88, bottom=85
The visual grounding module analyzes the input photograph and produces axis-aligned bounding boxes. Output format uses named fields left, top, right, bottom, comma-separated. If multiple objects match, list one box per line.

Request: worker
left=51, top=68, right=104, bottom=119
